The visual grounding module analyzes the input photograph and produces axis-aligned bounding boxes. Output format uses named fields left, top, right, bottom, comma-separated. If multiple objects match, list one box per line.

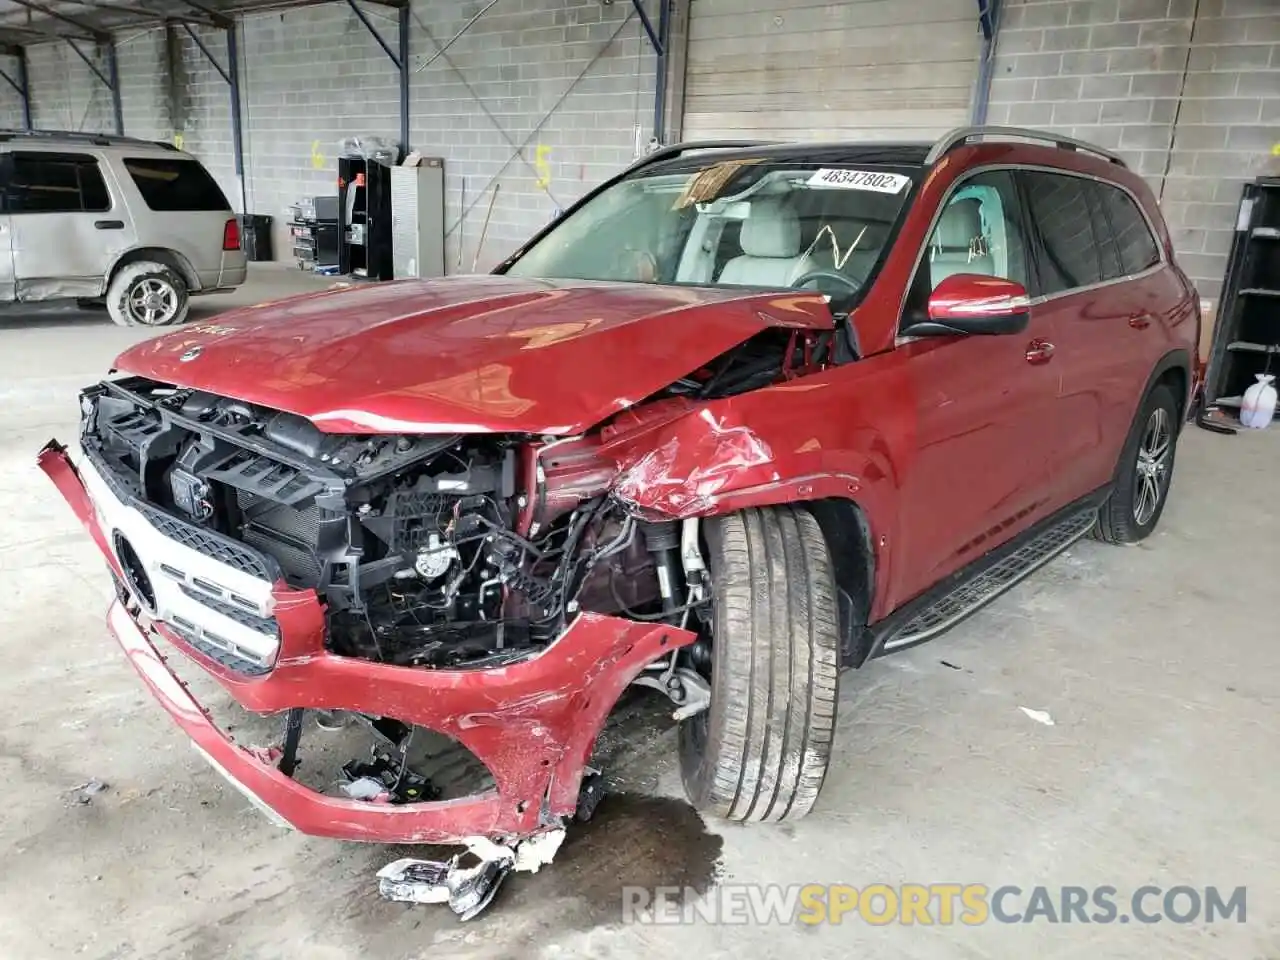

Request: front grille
left=169, top=620, right=272, bottom=676
left=136, top=500, right=279, bottom=581
left=82, top=441, right=143, bottom=500
left=177, top=582, right=278, bottom=635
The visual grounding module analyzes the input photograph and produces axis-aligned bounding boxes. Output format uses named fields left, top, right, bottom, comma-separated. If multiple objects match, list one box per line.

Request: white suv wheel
left=107, top=261, right=190, bottom=328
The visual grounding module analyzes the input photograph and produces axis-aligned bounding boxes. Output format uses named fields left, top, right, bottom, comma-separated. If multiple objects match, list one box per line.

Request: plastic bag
left=1240, top=373, right=1277, bottom=429
left=339, top=135, right=398, bottom=165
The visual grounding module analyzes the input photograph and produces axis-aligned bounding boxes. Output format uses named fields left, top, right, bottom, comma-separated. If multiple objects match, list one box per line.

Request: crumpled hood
left=112, top=275, right=832, bottom=435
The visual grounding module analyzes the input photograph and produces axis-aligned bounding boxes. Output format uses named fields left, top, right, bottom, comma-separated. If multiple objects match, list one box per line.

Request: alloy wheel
left=127, top=277, right=179, bottom=325
left=1133, top=406, right=1171, bottom=525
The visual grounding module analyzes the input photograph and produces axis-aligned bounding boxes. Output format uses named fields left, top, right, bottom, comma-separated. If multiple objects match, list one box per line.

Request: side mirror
left=907, top=273, right=1031, bottom=337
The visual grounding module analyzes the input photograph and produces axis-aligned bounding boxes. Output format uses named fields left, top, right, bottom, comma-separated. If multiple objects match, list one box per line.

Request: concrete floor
left=1, top=265, right=1276, bottom=960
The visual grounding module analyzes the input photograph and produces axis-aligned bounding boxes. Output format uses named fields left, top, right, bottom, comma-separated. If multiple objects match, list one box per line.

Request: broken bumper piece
left=41, top=441, right=695, bottom=846
left=378, top=830, right=565, bottom=920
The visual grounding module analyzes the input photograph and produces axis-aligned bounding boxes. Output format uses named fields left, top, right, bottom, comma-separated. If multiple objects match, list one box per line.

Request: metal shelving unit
left=1204, top=177, right=1280, bottom=421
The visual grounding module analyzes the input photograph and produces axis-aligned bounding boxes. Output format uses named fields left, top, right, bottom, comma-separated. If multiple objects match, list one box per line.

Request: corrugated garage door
left=682, top=0, right=982, bottom=141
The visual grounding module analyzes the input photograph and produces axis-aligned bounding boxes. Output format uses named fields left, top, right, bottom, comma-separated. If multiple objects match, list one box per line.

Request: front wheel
left=1093, top=383, right=1180, bottom=543
left=678, top=505, right=840, bottom=822
left=106, top=261, right=189, bottom=327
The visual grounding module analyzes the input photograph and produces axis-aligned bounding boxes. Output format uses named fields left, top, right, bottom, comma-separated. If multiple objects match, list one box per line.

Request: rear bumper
left=201, top=253, right=247, bottom=291
left=39, top=440, right=693, bottom=844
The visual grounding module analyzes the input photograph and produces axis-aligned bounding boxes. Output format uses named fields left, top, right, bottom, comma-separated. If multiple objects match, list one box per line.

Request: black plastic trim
left=855, top=485, right=1111, bottom=666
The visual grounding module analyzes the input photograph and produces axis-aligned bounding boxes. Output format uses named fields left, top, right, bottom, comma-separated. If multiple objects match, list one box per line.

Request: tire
left=1093, top=382, right=1180, bottom=544
left=678, top=505, right=840, bottom=822
left=106, top=261, right=189, bottom=327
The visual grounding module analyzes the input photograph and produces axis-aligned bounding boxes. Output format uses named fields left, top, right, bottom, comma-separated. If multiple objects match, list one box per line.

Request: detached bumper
left=40, top=440, right=693, bottom=845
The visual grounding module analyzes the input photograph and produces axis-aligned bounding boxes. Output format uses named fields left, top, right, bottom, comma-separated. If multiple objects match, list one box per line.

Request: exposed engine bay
left=78, top=304, right=836, bottom=674
left=80, top=376, right=707, bottom=671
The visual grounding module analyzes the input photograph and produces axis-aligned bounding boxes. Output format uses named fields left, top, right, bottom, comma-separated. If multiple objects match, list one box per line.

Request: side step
left=874, top=504, right=1099, bottom=656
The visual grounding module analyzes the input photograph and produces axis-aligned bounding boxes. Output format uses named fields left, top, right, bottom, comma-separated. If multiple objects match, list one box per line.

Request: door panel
left=1019, top=172, right=1164, bottom=503
left=889, top=169, right=1060, bottom=610
left=8, top=151, right=131, bottom=301
left=1031, top=287, right=1135, bottom=498
left=890, top=322, right=1061, bottom=609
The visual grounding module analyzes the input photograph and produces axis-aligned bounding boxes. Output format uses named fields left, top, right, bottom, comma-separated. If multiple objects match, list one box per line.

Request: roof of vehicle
left=631, top=126, right=1128, bottom=178
left=0, top=129, right=188, bottom=158
left=637, top=142, right=933, bottom=176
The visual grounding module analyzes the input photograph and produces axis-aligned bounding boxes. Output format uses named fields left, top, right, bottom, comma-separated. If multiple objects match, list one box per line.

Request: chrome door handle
left=1128, top=313, right=1152, bottom=330
left=1026, top=339, right=1055, bottom=364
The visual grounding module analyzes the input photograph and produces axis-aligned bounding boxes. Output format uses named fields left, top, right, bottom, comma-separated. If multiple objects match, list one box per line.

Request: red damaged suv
left=40, top=127, right=1198, bottom=902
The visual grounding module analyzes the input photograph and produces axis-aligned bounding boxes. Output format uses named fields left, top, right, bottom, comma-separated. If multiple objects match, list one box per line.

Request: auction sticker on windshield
left=807, top=169, right=909, bottom=193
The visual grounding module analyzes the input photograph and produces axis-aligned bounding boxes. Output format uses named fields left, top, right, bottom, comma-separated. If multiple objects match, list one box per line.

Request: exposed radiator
left=236, top=490, right=322, bottom=583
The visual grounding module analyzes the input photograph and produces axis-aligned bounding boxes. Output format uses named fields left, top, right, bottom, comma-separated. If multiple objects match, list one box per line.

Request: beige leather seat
left=929, top=198, right=995, bottom=286
left=718, top=198, right=819, bottom=287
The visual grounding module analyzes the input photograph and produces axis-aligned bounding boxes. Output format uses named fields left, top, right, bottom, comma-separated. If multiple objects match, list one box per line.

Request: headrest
left=740, top=198, right=802, bottom=258
left=934, top=198, right=984, bottom=250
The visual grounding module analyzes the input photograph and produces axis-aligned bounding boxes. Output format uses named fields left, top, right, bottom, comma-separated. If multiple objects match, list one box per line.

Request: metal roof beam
left=171, top=0, right=231, bottom=27
left=6, top=0, right=108, bottom=39
left=344, top=0, right=399, bottom=68
left=629, top=0, right=663, bottom=55
left=0, top=46, right=33, bottom=129
left=0, top=64, right=22, bottom=94
left=0, top=22, right=94, bottom=42
left=56, top=0, right=221, bottom=28
left=181, top=21, right=229, bottom=82
left=66, top=37, right=109, bottom=83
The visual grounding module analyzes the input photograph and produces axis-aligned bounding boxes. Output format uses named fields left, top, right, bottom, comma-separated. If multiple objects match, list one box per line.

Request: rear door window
left=1021, top=171, right=1103, bottom=294
left=4, top=152, right=111, bottom=213
left=1084, top=182, right=1123, bottom=281
left=123, top=157, right=230, bottom=211
left=1099, top=184, right=1161, bottom=275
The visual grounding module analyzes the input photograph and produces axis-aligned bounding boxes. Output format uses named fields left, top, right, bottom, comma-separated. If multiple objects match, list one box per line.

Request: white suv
left=0, top=129, right=247, bottom=326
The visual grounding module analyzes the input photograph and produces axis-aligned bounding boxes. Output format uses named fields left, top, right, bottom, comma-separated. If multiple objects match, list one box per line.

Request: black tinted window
left=1022, top=172, right=1102, bottom=294
left=124, top=157, right=229, bottom=211
left=1085, top=183, right=1123, bottom=281
left=1100, top=184, right=1161, bottom=275
left=4, top=152, right=111, bottom=213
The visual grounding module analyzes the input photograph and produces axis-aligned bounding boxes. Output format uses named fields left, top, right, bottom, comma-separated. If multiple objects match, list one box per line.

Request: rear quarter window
left=1099, top=183, right=1161, bottom=276
left=1021, top=171, right=1102, bottom=294
left=124, top=157, right=230, bottom=212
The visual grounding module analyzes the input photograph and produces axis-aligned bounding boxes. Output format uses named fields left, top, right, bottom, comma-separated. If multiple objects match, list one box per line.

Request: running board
left=871, top=502, right=1101, bottom=657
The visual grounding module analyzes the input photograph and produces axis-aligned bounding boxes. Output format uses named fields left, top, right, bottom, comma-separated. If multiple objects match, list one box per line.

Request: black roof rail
left=926, top=125, right=1127, bottom=168
left=0, top=129, right=180, bottom=151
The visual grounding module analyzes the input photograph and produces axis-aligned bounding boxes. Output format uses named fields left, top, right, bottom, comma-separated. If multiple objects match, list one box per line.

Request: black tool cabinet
left=338, top=155, right=396, bottom=281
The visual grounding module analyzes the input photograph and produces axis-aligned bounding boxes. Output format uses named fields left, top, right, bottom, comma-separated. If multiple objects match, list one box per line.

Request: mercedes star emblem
left=179, top=346, right=202, bottom=362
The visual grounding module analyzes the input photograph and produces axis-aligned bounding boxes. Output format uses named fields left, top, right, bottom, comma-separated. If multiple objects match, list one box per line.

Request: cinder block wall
left=21, top=42, right=117, bottom=133
left=0, top=0, right=655, bottom=272
left=987, top=0, right=1280, bottom=299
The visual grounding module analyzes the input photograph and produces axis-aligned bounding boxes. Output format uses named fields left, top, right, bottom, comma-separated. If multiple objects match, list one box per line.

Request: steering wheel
left=791, top=269, right=862, bottom=296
